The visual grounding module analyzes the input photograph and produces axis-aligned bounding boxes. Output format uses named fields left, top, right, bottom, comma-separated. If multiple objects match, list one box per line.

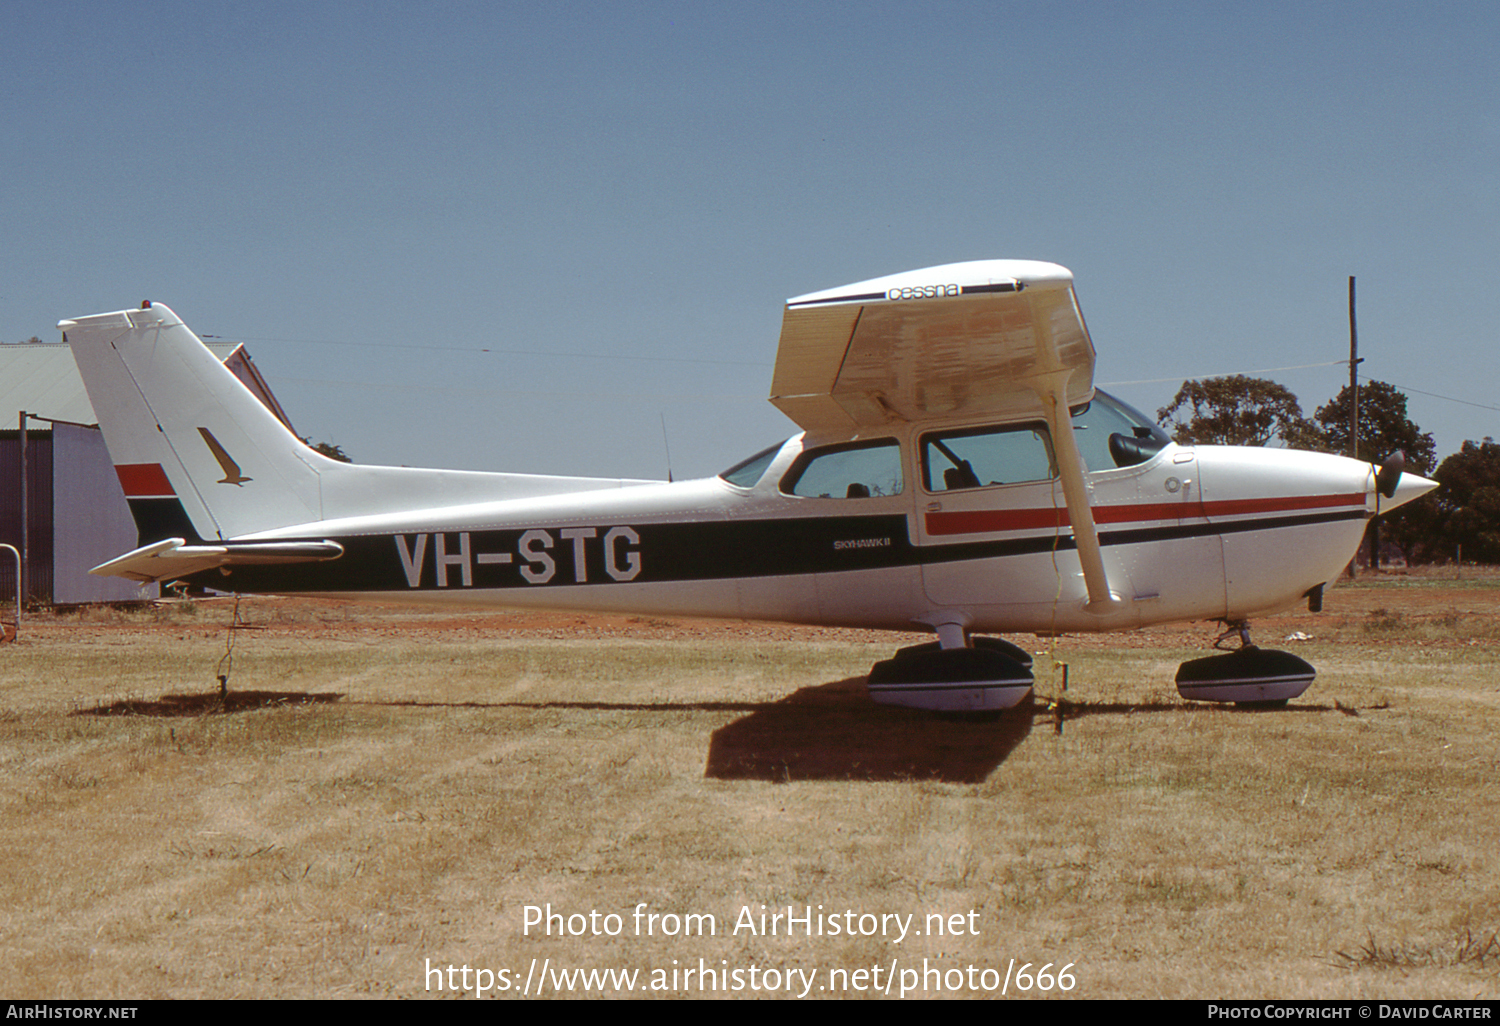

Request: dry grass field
left=0, top=571, right=1497, bottom=1000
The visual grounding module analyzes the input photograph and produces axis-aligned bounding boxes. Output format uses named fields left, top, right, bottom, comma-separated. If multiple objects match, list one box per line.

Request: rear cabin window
left=780, top=439, right=903, bottom=499
left=921, top=423, right=1056, bottom=492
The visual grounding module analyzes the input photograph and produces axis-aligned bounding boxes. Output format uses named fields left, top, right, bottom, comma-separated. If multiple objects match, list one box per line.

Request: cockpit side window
left=780, top=439, right=903, bottom=499
left=921, top=423, right=1056, bottom=492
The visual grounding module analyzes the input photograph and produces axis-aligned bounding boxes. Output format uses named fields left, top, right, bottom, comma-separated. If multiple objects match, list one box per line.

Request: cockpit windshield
left=1071, top=390, right=1170, bottom=470
left=719, top=439, right=789, bottom=488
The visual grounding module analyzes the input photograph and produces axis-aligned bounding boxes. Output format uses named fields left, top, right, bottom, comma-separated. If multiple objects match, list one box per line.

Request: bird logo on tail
left=197, top=427, right=253, bottom=486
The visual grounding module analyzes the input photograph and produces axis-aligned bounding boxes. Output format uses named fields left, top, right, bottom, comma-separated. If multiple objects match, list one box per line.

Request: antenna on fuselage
left=660, top=412, right=674, bottom=483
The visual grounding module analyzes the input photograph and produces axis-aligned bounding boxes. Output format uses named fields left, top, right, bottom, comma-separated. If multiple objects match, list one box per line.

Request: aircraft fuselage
left=203, top=426, right=1389, bottom=636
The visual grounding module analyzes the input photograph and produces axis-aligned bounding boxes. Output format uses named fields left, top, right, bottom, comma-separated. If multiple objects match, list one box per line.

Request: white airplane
left=60, top=261, right=1436, bottom=711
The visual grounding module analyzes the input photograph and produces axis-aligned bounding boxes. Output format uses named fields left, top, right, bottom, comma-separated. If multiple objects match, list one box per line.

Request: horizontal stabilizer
left=90, top=538, right=345, bottom=583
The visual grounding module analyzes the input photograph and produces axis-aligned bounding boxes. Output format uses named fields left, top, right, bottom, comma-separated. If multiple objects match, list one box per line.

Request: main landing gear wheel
left=1174, top=622, right=1315, bottom=707
left=867, top=637, right=1034, bottom=712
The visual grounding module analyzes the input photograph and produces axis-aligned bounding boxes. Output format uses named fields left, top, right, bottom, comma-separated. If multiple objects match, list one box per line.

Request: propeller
left=1375, top=451, right=1405, bottom=501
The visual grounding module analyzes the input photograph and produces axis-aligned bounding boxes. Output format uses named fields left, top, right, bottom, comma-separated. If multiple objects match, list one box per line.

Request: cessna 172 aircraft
left=61, top=260, right=1436, bottom=711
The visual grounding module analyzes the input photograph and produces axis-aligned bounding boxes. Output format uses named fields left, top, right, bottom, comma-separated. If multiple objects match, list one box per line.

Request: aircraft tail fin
left=60, top=303, right=330, bottom=543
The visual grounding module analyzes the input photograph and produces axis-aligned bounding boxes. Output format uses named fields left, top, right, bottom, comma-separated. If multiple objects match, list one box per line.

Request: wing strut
left=1031, top=359, right=1121, bottom=615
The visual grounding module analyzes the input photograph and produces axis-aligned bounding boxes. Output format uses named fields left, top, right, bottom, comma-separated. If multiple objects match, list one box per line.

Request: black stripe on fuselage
left=182, top=507, right=1368, bottom=595
left=202, top=515, right=914, bottom=592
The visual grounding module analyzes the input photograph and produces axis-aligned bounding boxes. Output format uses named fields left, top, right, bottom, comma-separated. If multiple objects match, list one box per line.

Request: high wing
left=770, top=260, right=1094, bottom=437
left=771, top=260, right=1117, bottom=611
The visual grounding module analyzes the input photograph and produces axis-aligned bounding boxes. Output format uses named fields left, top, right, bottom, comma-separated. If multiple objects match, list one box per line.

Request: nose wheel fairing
left=1174, top=622, right=1315, bottom=705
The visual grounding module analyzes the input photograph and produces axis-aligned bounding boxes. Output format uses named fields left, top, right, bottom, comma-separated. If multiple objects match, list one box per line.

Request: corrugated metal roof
left=0, top=342, right=249, bottom=427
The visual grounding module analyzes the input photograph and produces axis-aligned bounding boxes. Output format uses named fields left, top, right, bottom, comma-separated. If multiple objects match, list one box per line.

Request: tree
left=301, top=438, right=353, bottom=463
left=1431, top=438, right=1500, bottom=564
left=1306, top=380, right=1436, bottom=473
left=1155, top=376, right=1314, bottom=447
left=1294, top=381, right=1437, bottom=566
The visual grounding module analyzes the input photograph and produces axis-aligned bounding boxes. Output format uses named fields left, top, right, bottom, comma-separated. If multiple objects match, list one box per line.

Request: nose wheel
left=1175, top=620, right=1315, bottom=707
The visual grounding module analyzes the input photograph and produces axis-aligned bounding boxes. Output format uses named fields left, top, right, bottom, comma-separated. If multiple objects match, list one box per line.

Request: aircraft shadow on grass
left=70, top=675, right=1032, bottom=781
left=704, top=676, right=1031, bottom=783
left=344, top=677, right=1035, bottom=783
left=71, top=679, right=1345, bottom=785
left=705, top=681, right=1345, bottom=783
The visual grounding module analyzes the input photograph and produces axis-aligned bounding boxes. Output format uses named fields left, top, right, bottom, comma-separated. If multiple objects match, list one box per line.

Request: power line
left=201, top=334, right=770, bottom=367
left=276, top=375, right=764, bottom=404
left=1103, top=358, right=1500, bottom=417
left=1100, top=360, right=1346, bottom=387
left=243, top=340, right=1500, bottom=417
left=1359, top=375, right=1500, bottom=415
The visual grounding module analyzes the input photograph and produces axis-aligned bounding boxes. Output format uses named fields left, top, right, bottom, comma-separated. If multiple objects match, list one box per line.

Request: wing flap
left=768, top=304, right=864, bottom=433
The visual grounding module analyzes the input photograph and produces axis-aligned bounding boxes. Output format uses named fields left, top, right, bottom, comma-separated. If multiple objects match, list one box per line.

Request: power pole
left=18, top=410, right=27, bottom=607
left=16, top=408, right=25, bottom=606
left=1346, top=278, right=1364, bottom=578
left=1349, top=276, right=1359, bottom=462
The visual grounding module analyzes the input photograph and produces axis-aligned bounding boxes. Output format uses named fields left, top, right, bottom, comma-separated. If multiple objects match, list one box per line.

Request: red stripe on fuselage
left=115, top=463, right=176, bottom=498
left=924, top=493, right=1365, bottom=536
left=1199, top=493, right=1366, bottom=517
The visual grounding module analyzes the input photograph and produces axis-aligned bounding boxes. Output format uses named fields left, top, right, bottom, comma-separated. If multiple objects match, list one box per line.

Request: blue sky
left=5, top=1, right=1497, bottom=479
